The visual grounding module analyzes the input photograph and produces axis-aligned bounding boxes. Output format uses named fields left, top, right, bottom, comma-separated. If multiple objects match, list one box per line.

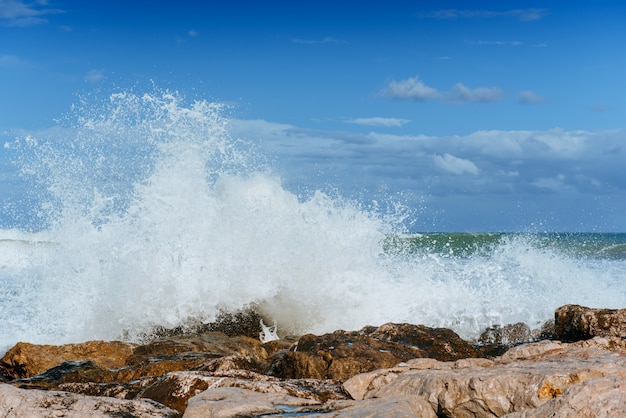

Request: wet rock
left=127, top=332, right=267, bottom=365
left=478, top=322, right=532, bottom=345
left=0, top=340, right=133, bottom=379
left=12, top=360, right=105, bottom=389
left=554, top=304, right=626, bottom=341
left=266, top=323, right=480, bottom=381
left=145, top=308, right=266, bottom=340
left=0, top=383, right=178, bottom=418
left=531, top=319, right=556, bottom=340
left=116, top=351, right=228, bottom=381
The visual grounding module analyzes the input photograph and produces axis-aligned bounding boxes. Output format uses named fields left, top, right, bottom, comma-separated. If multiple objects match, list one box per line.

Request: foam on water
left=1, top=90, right=625, bottom=351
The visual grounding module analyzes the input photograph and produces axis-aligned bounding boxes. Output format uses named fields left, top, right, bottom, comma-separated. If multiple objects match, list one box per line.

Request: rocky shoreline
left=1, top=304, right=625, bottom=417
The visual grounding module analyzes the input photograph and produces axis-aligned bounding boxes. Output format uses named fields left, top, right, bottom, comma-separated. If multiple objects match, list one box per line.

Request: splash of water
left=1, top=89, right=625, bottom=350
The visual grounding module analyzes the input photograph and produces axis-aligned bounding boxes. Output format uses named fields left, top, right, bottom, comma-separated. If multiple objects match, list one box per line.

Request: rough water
left=1, top=90, right=625, bottom=354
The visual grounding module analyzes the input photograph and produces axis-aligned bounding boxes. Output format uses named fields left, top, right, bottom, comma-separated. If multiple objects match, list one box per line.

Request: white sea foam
left=1, top=90, right=625, bottom=351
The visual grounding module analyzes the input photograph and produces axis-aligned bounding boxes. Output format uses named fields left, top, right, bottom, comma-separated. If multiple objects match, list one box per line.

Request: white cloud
left=292, top=36, right=347, bottom=45
left=465, top=40, right=523, bottom=46
left=226, top=120, right=626, bottom=230
left=449, top=83, right=502, bottom=103
left=433, top=153, right=480, bottom=175
left=532, top=174, right=568, bottom=191
left=85, top=69, right=105, bottom=84
left=188, top=29, right=198, bottom=37
left=347, top=117, right=411, bottom=127
left=0, top=0, right=63, bottom=26
left=229, top=119, right=626, bottom=201
left=519, top=90, right=545, bottom=104
left=381, top=75, right=442, bottom=101
left=424, top=8, right=549, bottom=22
left=381, top=76, right=501, bottom=104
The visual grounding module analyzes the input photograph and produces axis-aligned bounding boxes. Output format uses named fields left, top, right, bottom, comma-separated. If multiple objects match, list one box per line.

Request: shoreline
left=1, top=304, right=625, bottom=416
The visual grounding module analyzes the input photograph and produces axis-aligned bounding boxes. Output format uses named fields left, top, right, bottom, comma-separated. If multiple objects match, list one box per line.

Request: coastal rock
left=0, top=383, right=178, bottom=418
left=182, top=386, right=322, bottom=417
left=343, top=337, right=626, bottom=417
left=502, top=376, right=626, bottom=418
left=266, top=323, right=480, bottom=381
left=478, top=322, right=532, bottom=345
left=4, top=309, right=626, bottom=417
left=11, top=360, right=106, bottom=390
left=137, top=370, right=347, bottom=414
left=127, top=332, right=268, bottom=364
left=0, top=340, right=133, bottom=380
left=182, top=386, right=436, bottom=418
left=554, top=304, right=626, bottom=341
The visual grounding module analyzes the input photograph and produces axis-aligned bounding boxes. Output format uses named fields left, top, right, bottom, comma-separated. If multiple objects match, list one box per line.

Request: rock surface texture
left=0, top=304, right=624, bottom=417
left=554, top=303, right=626, bottom=341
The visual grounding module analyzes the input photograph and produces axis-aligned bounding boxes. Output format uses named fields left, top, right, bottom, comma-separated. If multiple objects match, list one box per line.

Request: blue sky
left=1, top=0, right=625, bottom=231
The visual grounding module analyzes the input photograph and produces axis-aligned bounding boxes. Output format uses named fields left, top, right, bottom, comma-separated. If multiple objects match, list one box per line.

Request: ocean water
left=1, top=90, right=625, bottom=354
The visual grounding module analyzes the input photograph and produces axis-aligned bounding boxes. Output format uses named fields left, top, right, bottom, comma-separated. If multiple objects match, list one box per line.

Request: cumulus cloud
left=424, top=8, right=549, bottom=22
left=0, top=0, right=63, bottom=26
left=346, top=117, right=411, bottom=127
left=433, top=153, right=480, bottom=175
left=228, top=120, right=626, bottom=230
left=449, top=83, right=502, bottom=103
left=380, top=75, right=442, bottom=101
left=381, top=75, right=501, bottom=104
left=519, top=90, right=545, bottom=104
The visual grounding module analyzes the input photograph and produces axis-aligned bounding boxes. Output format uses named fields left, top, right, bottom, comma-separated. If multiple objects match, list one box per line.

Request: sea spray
left=1, top=89, right=626, bottom=352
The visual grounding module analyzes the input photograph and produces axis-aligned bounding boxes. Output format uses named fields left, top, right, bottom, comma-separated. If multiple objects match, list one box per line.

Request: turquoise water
left=384, top=232, right=626, bottom=260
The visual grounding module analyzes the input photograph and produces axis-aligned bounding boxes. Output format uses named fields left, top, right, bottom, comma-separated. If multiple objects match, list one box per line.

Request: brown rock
left=266, top=323, right=480, bottom=381
left=0, top=340, right=133, bottom=379
left=0, top=383, right=178, bottom=417
left=554, top=304, right=626, bottom=342
left=127, top=332, right=267, bottom=365
left=366, top=322, right=481, bottom=360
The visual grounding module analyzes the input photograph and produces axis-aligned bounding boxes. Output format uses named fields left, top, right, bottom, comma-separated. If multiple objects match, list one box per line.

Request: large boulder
left=266, top=323, right=481, bottom=381
left=343, top=337, right=626, bottom=418
left=554, top=304, right=626, bottom=341
left=0, top=340, right=133, bottom=380
left=127, top=332, right=269, bottom=364
left=0, top=383, right=178, bottom=418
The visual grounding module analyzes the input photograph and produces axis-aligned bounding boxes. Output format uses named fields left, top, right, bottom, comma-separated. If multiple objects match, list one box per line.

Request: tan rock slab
left=0, top=383, right=178, bottom=417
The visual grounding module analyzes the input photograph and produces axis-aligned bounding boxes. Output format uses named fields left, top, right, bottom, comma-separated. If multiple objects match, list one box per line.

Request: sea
left=1, top=90, right=625, bottom=355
